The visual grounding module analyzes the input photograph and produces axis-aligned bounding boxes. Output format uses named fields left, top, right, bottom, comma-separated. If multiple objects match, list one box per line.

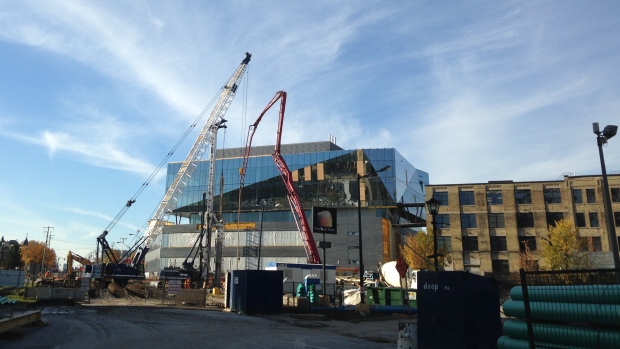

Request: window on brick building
left=433, top=191, right=449, bottom=206
left=580, top=237, right=602, bottom=252
left=544, top=188, right=562, bottom=204
left=612, top=188, right=620, bottom=203
left=437, top=236, right=452, bottom=252
left=462, top=236, right=479, bottom=251
left=436, top=214, right=450, bottom=229
left=515, top=189, right=532, bottom=204
left=490, top=236, right=507, bottom=251
left=461, top=213, right=477, bottom=228
left=575, top=213, right=586, bottom=228
left=586, top=189, right=596, bottom=204
left=615, top=212, right=620, bottom=227
left=492, top=260, right=510, bottom=274
left=573, top=189, right=583, bottom=204
left=589, top=212, right=599, bottom=227
left=517, top=212, right=534, bottom=228
left=518, top=236, right=537, bottom=251
left=486, top=190, right=503, bottom=205
left=459, top=191, right=475, bottom=206
left=488, top=213, right=505, bottom=228
left=546, top=212, right=564, bottom=227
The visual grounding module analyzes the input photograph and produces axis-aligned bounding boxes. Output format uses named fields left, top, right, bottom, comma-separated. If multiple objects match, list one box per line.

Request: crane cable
left=103, top=68, right=243, bottom=235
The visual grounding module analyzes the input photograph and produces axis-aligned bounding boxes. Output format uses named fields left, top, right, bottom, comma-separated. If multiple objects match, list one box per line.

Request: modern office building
left=144, top=141, right=429, bottom=276
left=426, top=174, right=620, bottom=278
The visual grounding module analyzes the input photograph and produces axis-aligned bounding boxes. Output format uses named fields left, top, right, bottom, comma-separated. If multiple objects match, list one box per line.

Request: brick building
left=426, top=174, right=620, bottom=278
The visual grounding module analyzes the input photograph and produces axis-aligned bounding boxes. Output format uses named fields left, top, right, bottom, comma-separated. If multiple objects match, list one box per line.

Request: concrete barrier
left=24, top=287, right=87, bottom=301
left=0, top=310, right=42, bottom=333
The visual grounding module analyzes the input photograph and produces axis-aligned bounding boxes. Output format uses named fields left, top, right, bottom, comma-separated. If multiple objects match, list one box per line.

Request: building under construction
left=143, top=141, right=429, bottom=278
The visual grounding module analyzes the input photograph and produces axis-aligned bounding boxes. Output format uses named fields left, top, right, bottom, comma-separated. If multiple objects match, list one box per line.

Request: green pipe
left=497, top=335, right=588, bottom=349
left=503, top=319, right=620, bottom=349
left=503, top=300, right=620, bottom=327
left=509, top=285, right=620, bottom=304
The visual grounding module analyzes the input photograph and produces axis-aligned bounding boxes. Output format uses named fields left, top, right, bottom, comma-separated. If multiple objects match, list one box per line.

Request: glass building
left=144, top=141, right=429, bottom=276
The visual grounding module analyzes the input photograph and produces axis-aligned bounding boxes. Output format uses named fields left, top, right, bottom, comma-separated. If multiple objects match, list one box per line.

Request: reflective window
left=462, top=236, right=479, bottom=251
left=461, top=214, right=477, bottom=228
left=612, top=188, right=620, bottom=203
left=586, top=189, right=596, bottom=204
left=435, top=214, right=450, bottom=229
left=518, top=236, right=537, bottom=251
left=491, top=236, right=507, bottom=251
left=486, top=190, right=503, bottom=205
left=492, top=260, right=509, bottom=274
left=544, top=188, right=562, bottom=204
left=459, top=191, right=475, bottom=206
left=515, top=189, right=532, bottom=205
left=517, top=212, right=534, bottom=228
left=580, top=237, right=603, bottom=252
left=573, top=189, right=583, bottom=204
left=575, top=213, right=586, bottom=227
left=434, top=192, right=449, bottom=206
left=546, top=212, right=564, bottom=227
left=437, top=236, right=452, bottom=252
left=589, top=212, right=599, bottom=227
left=489, top=213, right=505, bottom=228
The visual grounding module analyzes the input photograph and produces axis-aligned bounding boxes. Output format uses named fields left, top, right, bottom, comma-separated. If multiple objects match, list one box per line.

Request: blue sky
left=1, top=1, right=619, bottom=260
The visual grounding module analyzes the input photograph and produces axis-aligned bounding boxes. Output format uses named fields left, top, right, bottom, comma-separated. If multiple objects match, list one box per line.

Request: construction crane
left=133, top=52, right=251, bottom=272
left=238, top=91, right=321, bottom=264
left=92, top=231, right=145, bottom=288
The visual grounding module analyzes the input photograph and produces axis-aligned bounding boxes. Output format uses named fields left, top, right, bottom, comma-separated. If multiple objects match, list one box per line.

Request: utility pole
left=42, top=226, right=54, bottom=275
left=119, top=237, right=127, bottom=259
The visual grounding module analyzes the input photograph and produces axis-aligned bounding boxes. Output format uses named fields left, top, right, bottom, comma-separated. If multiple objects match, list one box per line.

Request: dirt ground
left=0, top=290, right=416, bottom=348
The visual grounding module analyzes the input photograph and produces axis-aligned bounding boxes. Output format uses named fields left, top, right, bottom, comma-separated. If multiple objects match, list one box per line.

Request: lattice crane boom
left=133, top=53, right=251, bottom=267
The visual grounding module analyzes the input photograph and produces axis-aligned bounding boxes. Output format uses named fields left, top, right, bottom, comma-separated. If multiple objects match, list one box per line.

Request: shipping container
left=417, top=271, right=501, bottom=349
left=228, top=270, right=283, bottom=315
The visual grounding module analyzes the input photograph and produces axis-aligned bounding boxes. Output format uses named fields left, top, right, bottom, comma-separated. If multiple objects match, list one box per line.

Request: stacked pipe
left=498, top=285, right=620, bottom=349
left=108, top=282, right=127, bottom=298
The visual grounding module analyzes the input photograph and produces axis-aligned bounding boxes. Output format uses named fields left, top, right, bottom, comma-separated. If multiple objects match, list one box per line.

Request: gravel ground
left=0, top=292, right=416, bottom=348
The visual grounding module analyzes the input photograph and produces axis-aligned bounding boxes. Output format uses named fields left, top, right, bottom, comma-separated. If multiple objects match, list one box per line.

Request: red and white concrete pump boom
left=239, top=91, right=321, bottom=264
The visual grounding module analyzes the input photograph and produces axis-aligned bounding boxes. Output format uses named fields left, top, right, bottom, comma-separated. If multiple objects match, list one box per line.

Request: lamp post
left=0, top=236, right=5, bottom=270
left=357, top=165, right=391, bottom=304
left=426, top=197, right=441, bottom=271
left=593, top=122, right=620, bottom=270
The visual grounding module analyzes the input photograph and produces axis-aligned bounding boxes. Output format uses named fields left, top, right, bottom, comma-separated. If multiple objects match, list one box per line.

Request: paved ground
left=0, top=296, right=416, bottom=348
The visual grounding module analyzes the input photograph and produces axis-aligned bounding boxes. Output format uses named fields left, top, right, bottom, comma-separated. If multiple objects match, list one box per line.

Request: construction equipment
left=238, top=91, right=321, bottom=264
left=135, top=52, right=251, bottom=276
left=64, top=251, right=92, bottom=287
left=90, top=231, right=145, bottom=292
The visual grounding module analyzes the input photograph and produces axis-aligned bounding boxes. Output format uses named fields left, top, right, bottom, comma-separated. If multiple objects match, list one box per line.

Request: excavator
left=64, top=251, right=92, bottom=287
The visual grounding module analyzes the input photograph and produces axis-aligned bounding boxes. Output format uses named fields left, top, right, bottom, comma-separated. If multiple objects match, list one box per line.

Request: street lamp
left=426, top=197, right=441, bottom=271
left=593, top=122, right=620, bottom=270
left=0, top=236, right=5, bottom=270
left=357, top=165, right=391, bottom=304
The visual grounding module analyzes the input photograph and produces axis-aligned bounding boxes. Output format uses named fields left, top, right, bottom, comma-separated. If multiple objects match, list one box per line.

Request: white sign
left=81, top=277, right=90, bottom=292
left=168, top=279, right=182, bottom=294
